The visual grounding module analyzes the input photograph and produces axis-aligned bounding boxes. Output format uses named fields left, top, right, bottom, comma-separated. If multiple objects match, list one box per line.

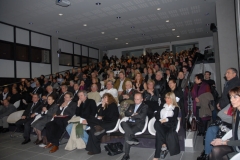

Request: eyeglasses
left=229, top=95, right=240, bottom=99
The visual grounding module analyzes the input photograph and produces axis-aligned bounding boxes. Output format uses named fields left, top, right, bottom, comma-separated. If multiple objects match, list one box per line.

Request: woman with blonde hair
left=153, top=92, right=180, bottom=160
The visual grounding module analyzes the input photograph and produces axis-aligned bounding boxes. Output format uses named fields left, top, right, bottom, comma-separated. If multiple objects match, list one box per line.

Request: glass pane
left=16, top=44, right=29, bottom=61
left=0, top=41, right=14, bottom=60
left=74, top=55, right=81, bottom=67
left=89, top=58, right=98, bottom=65
left=82, top=56, right=88, bottom=66
left=59, top=53, right=72, bottom=66
left=31, top=47, right=50, bottom=63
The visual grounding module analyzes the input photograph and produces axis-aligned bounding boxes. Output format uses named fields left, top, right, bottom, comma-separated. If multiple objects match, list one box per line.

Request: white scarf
left=160, top=103, right=175, bottom=119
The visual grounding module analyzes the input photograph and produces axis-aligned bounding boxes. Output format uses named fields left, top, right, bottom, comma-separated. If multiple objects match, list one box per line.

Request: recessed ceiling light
left=56, top=31, right=59, bottom=33
left=206, top=23, right=210, bottom=26
left=157, top=8, right=161, bottom=10
left=115, top=38, right=118, bottom=40
left=116, top=16, right=121, bottom=19
left=172, top=29, right=175, bottom=31
left=166, top=20, right=170, bottom=22
left=142, top=33, right=145, bottom=36
left=131, top=26, right=135, bottom=28
left=177, top=36, right=180, bottom=37
left=126, top=43, right=128, bottom=45
left=59, top=13, right=63, bottom=16
left=29, top=22, right=33, bottom=25
left=96, top=2, right=101, bottom=5
left=83, top=24, right=87, bottom=26
left=101, top=32, right=105, bottom=34
left=205, top=13, right=209, bottom=16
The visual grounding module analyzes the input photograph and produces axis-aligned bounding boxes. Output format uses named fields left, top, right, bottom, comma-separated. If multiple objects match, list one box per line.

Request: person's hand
left=97, top=116, right=103, bottom=120
left=30, top=113, right=36, bottom=118
left=42, top=107, right=47, bottom=112
left=217, top=103, right=221, bottom=110
left=77, top=99, right=82, bottom=107
left=211, top=138, right=225, bottom=146
left=82, top=120, right=88, bottom=124
left=224, top=110, right=228, bottom=115
left=21, top=116, right=26, bottom=119
left=160, top=119, right=167, bottom=123
left=195, top=97, right=199, bottom=103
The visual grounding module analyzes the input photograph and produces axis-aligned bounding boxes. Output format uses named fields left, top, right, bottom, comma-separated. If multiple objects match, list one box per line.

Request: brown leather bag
left=191, top=117, right=197, bottom=131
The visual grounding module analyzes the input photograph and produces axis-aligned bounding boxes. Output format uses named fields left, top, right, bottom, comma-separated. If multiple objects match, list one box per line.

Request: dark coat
left=119, top=88, right=137, bottom=104
left=22, top=101, right=42, bottom=118
left=125, top=103, right=148, bottom=130
left=72, top=90, right=79, bottom=102
left=56, top=92, right=67, bottom=105
left=47, top=91, right=58, bottom=101
left=0, top=92, right=11, bottom=101
left=0, top=103, right=16, bottom=118
left=9, top=93, right=22, bottom=104
left=154, top=78, right=167, bottom=97
left=32, top=87, right=43, bottom=95
left=56, top=101, right=77, bottom=117
left=145, top=74, right=156, bottom=82
left=219, top=76, right=240, bottom=109
left=75, top=98, right=97, bottom=119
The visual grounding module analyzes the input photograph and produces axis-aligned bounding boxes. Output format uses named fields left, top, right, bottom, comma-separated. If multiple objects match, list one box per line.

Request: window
left=0, top=41, right=14, bottom=60
left=89, top=58, right=98, bottom=65
left=82, top=56, right=88, bottom=66
left=31, top=47, right=50, bottom=63
left=59, top=53, right=72, bottom=66
left=16, top=44, right=29, bottom=61
left=74, top=55, right=81, bottom=67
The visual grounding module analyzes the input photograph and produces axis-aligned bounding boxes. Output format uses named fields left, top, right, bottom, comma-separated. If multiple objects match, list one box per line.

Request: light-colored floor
left=0, top=132, right=203, bottom=160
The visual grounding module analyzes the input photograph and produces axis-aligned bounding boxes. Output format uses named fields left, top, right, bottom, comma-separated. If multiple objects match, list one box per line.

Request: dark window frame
left=31, top=46, right=51, bottom=64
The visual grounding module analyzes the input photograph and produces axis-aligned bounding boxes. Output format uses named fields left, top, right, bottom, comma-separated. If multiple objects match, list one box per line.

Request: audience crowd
left=0, top=47, right=240, bottom=160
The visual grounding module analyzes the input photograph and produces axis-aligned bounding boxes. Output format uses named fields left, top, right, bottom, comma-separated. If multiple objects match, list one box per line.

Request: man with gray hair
left=217, top=68, right=240, bottom=110
left=46, top=86, right=58, bottom=100
left=56, top=85, right=68, bottom=105
left=100, top=80, right=118, bottom=99
left=88, top=84, right=101, bottom=104
left=154, top=71, right=167, bottom=97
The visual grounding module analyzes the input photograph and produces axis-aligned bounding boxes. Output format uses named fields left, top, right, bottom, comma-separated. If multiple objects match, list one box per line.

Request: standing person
left=204, top=71, right=215, bottom=88
left=217, top=68, right=240, bottom=110
left=153, top=92, right=180, bottom=160
left=120, top=93, right=148, bottom=160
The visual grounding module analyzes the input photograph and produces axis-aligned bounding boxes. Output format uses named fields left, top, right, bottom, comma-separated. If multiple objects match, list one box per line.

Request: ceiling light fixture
left=166, top=20, right=170, bottom=22
left=172, top=29, right=175, bottom=31
left=157, top=8, right=161, bottom=10
left=115, top=38, right=118, bottom=40
left=131, top=26, right=135, bottom=28
left=29, top=22, right=33, bottom=25
left=142, top=33, right=145, bottom=36
left=205, top=13, right=209, bottom=16
left=101, top=32, right=105, bottom=34
left=83, top=24, right=87, bottom=26
left=177, top=36, right=180, bottom=37
left=126, top=43, right=128, bottom=45
left=56, top=31, right=59, bottom=33
left=96, top=2, right=101, bottom=5
left=206, top=23, right=210, bottom=26
left=59, top=13, right=63, bottom=16
left=116, top=16, right=121, bottom=19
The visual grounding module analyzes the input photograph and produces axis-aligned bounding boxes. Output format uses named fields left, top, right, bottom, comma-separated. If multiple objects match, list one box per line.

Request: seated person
left=119, top=81, right=137, bottom=118
left=31, top=95, right=58, bottom=145
left=87, top=84, right=101, bottom=104
left=133, top=73, right=144, bottom=93
left=114, top=71, right=130, bottom=95
left=86, top=93, right=119, bottom=155
left=176, top=71, right=187, bottom=90
left=46, top=86, right=58, bottom=100
left=72, top=83, right=79, bottom=102
left=15, top=94, right=42, bottom=144
left=0, top=87, right=11, bottom=105
left=100, top=80, right=118, bottom=102
left=66, top=90, right=97, bottom=147
left=56, top=85, right=68, bottom=106
left=8, top=87, right=21, bottom=105
left=31, top=81, right=43, bottom=96
left=209, top=86, right=240, bottom=160
left=120, top=93, right=148, bottom=160
left=44, top=92, right=77, bottom=153
left=143, top=80, right=159, bottom=118
left=153, top=92, right=180, bottom=160
left=0, top=99, right=16, bottom=133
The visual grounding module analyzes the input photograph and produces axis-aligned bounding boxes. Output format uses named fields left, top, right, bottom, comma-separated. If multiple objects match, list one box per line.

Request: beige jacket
left=196, top=92, right=214, bottom=118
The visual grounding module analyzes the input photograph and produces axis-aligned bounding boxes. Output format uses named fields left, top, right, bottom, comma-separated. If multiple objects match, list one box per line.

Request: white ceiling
left=0, top=0, right=216, bottom=51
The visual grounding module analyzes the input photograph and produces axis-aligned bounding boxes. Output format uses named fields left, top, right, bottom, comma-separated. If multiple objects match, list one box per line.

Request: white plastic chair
left=119, top=116, right=149, bottom=135
left=7, top=110, right=24, bottom=138
left=221, top=130, right=240, bottom=160
left=13, top=100, right=21, bottom=109
left=147, top=117, right=180, bottom=136
left=106, top=119, right=120, bottom=133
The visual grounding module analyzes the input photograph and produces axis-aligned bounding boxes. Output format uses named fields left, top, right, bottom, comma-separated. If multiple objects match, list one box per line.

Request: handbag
left=191, top=117, right=197, bottom=131
left=104, top=142, right=123, bottom=156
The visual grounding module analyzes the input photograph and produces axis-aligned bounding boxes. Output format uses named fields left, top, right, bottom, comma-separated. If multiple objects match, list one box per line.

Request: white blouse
left=160, top=104, right=176, bottom=122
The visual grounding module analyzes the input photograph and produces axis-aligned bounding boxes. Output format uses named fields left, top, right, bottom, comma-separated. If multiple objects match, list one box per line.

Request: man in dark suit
left=46, top=86, right=58, bottom=100
left=120, top=93, right=148, bottom=160
left=30, top=81, right=43, bottom=97
left=15, top=94, right=42, bottom=144
left=0, top=87, right=11, bottom=105
left=8, top=87, right=21, bottom=105
left=72, top=83, right=79, bottom=102
left=44, top=92, right=77, bottom=153
left=56, top=85, right=68, bottom=105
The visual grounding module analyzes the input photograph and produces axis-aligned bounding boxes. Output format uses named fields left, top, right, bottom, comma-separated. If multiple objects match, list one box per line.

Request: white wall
left=16, top=28, right=29, bottom=45
left=31, top=63, right=51, bottom=78
left=107, top=37, right=213, bottom=58
left=0, top=59, right=14, bottom=77
left=31, top=32, right=50, bottom=49
left=16, top=61, right=30, bottom=78
left=0, top=23, right=14, bottom=42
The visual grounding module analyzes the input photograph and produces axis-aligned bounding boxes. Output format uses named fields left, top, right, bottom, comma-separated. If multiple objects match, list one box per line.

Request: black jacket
left=22, top=101, right=42, bottom=118
left=75, top=99, right=97, bottom=119
left=154, top=78, right=167, bottom=97
left=145, top=74, right=155, bottom=82
left=125, top=103, right=148, bottom=129
left=56, top=101, right=77, bottom=117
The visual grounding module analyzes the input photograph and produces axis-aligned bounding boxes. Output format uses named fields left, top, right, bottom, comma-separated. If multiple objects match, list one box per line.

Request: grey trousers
left=0, top=116, right=9, bottom=128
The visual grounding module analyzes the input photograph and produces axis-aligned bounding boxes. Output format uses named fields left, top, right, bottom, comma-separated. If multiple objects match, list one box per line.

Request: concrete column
left=216, top=0, right=239, bottom=91
left=213, top=32, right=221, bottom=95
left=51, top=36, right=59, bottom=73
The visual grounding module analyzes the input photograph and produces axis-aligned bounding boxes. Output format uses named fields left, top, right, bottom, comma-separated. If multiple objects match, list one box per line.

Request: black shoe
left=197, top=132, right=204, bottom=136
left=2, top=128, right=9, bottom=133
left=94, top=125, right=105, bottom=136
left=0, top=126, right=3, bottom=132
left=21, top=139, right=31, bottom=145
left=126, top=137, right=139, bottom=145
left=160, top=150, right=168, bottom=159
left=197, top=153, right=209, bottom=160
left=121, top=154, right=130, bottom=160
